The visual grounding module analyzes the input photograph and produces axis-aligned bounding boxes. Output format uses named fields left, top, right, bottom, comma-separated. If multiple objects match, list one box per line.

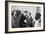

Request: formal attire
left=19, top=14, right=26, bottom=27
left=26, top=16, right=33, bottom=27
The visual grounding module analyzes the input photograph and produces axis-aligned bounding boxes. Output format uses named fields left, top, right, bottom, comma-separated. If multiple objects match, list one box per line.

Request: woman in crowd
left=34, top=13, right=41, bottom=27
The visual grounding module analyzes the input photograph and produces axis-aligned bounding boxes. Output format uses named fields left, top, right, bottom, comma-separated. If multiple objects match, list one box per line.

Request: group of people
left=12, top=10, right=41, bottom=28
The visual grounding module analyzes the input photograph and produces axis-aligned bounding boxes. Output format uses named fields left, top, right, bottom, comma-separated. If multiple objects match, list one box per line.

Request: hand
left=24, top=19, right=27, bottom=23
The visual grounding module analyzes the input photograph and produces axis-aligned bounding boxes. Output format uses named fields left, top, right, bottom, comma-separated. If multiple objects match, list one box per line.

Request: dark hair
left=16, top=10, right=21, bottom=15
left=12, top=10, right=15, bottom=16
left=35, top=13, right=41, bottom=20
left=16, top=10, right=21, bottom=16
left=29, top=13, right=31, bottom=15
left=24, top=11, right=27, bottom=13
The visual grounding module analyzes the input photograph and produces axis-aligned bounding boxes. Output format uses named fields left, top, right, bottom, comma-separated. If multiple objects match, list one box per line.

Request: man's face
left=24, top=13, right=26, bottom=16
left=24, top=12, right=29, bottom=18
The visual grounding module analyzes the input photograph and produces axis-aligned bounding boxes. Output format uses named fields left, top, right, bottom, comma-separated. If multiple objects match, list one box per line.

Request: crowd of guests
left=12, top=10, right=41, bottom=28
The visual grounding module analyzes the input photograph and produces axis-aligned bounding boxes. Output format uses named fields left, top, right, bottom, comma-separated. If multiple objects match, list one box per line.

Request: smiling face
left=23, top=11, right=29, bottom=18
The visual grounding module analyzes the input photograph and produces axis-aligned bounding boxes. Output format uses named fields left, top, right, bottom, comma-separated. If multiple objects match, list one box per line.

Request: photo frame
left=5, top=1, right=45, bottom=33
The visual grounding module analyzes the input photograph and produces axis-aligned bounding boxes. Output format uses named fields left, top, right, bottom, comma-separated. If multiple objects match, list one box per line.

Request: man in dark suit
left=19, top=14, right=26, bottom=27
left=26, top=13, right=33, bottom=27
left=19, top=11, right=28, bottom=27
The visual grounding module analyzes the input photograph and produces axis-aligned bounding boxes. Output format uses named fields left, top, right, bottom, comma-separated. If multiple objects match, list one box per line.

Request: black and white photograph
left=5, top=1, right=45, bottom=33
left=11, top=6, right=41, bottom=28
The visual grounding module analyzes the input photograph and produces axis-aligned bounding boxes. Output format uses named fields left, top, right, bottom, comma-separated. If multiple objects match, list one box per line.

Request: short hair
left=35, top=13, right=41, bottom=20
left=16, top=10, right=21, bottom=15
left=12, top=10, right=15, bottom=16
left=29, top=13, right=31, bottom=15
left=24, top=11, right=27, bottom=13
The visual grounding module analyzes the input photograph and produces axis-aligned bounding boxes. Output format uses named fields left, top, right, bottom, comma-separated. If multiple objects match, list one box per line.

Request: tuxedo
left=19, top=14, right=26, bottom=27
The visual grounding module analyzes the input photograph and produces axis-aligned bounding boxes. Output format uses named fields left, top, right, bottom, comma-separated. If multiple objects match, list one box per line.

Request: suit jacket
left=19, top=14, right=26, bottom=27
left=26, top=16, right=33, bottom=27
